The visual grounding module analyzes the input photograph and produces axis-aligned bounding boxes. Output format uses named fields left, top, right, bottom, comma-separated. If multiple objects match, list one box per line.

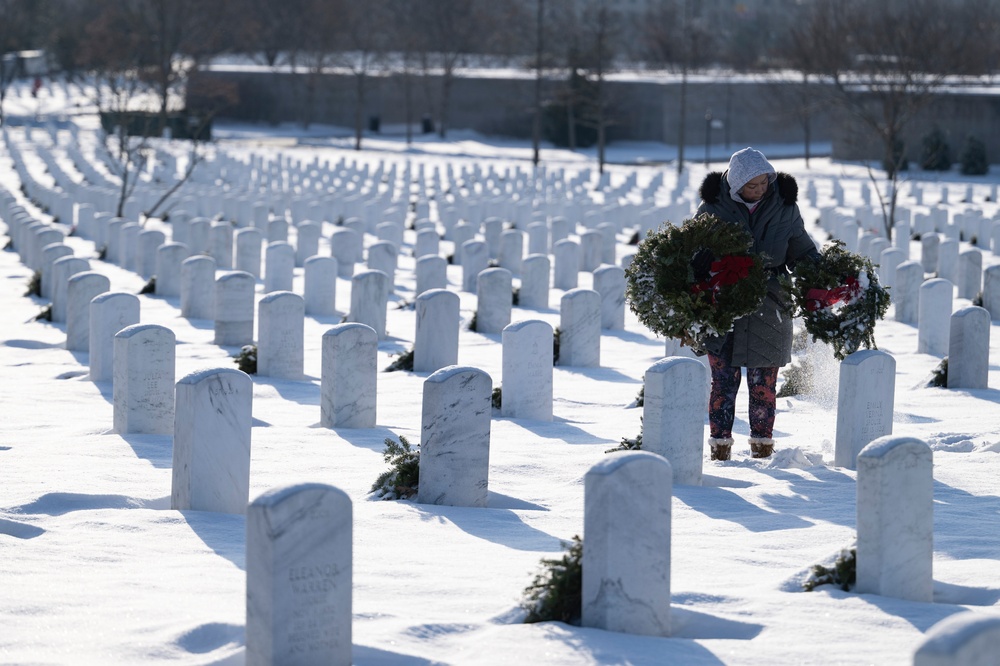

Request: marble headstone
left=171, top=368, right=253, bottom=515
left=246, top=483, right=352, bottom=666
left=582, top=452, right=671, bottom=637
left=418, top=366, right=492, bottom=508
left=320, top=323, right=377, bottom=429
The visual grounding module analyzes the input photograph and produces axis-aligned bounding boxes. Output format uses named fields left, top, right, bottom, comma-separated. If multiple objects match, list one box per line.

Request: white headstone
left=559, top=288, right=601, bottom=367
left=475, top=267, right=512, bottom=334
left=137, top=229, right=165, bottom=279
left=155, top=242, right=190, bottom=297
left=113, top=324, right=176, bottom=434
left=235, top=227, right=263, bottom=279
left=914, top=612, right=1000, bottom=666
left=303, top=256, right=338, bottom=317
left=856, top=435, right=933, bottom=602
left=50, top=256, right=90, bottom=323
left=938, top=238, right=959, bottom=284
left=257, top=292, right=305, bottom=380
left=878, top=247, right=906, bottom=292
left=549, top=216, right=570, bottom=248
left=418, top=366, right=492, bottom=507
left=375, top=221, right=404, bottom=251
left=366, top=241, right=398, bottom=291
left=329, top=227, right=360, bottom=279
left=214, top=271, right=256, bottom=346
left=957, top=249, right=983, bottom=300
left=264, top=242, right=295, bottom=294
left=246, top=483, right=352, bottom=666
left=320, top=323, right=377, bottom=428
left=414, top=289, right=460, bottom=373
left=415, top=255, right=448, bottom=297
left=868, top=237, right=890, bottom=264
left=893, top=261, right=922, bottom=324
left=294, top=221, right=322, bottom=267
left=834, top=349, right=896, bottom=470
left=498, top=229, right=524, bottom=275
left=553, top=239, right=580, bottom=290
left=172, top=368, right=253, bottom=514
left=918, top=278, right=953, bottom=355
left=450, top=223, right=475, bottom=265
left=518, top=254, right=550, bottom=310
left=482, top=217, right=503, bottom=258
left=579, top=230, right=603, bottom=272
left=461, top=240, right=489, bottom=292
left=89, top=292, right=140, bottom=382
left=210, top=221, right=234, bottom=270
left=267, top=218, right=288, bottom=244
left=181, top=255, right=216, bottom=320
left=414, top=229, right=440, bottom=259
left=597, top=222, right=617, bottom=265
left=948, top=306, right=991, bottom=389
left=582, top=452, right=671, bottom=637
left=501, top=319, right=553, bottom=421
left=187, top=217, right=211, bottom=254
left=643, top=357, right=709, bottom=485
left=347, top=270, right=389, bottom=339
left=118, top=222, right=140, bottom=270
left=39, top=242, right=72, bottom=299
left=66, top=272, right=110, bottom=352
left=526, top=222, right=548, bottom=256
left=593, top=265, right=626, bottom=330
left=982, top=265, right=1000, bottom=320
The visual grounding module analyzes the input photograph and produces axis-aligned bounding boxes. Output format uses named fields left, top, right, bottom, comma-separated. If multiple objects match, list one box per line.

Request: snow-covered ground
left=1, top=77, right=999, bottom=665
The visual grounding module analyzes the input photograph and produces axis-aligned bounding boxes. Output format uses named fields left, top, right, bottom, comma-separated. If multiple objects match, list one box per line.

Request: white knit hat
left=727, top=147, right=776, bottom=197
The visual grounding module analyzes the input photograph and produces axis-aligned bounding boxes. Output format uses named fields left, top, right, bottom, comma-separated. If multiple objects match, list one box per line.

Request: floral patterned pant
left=708, top=340, right=778, bottom=440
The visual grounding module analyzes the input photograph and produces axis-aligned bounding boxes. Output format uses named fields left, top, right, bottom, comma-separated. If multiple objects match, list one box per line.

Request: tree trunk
left=677, top=67, right=687, bottom=175
left=438, top=69, right=452, bottom=139
left=354, top=72, right=365, bottom=151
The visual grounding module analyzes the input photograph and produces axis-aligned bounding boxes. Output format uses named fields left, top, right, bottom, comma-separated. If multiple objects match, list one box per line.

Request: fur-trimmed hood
left=699, top=171, right=798, bottom=206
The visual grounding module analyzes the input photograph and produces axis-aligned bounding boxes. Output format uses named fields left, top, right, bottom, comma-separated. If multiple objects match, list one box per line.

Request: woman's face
left=739, top=174, right=769, bottom=202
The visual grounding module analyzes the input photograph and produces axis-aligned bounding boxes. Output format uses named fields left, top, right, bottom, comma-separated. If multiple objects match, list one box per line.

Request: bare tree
left=76, top=1, right=233, bottom=220
left=0, top=0, right=57, bottom=127
left=410, top=0, right=514, bottom=139
left=574, top=1, right=623, bottom=175
left=789, top=0, right=1000, bottom=239
left=332, top=0, right=391, bottom=151
left=634, top=0, right=716, bottom=175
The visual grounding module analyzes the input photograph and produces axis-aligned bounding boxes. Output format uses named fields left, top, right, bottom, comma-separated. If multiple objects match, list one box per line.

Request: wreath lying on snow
left=784, top=240, right=891, bottom=361
left=625, top=213, right=767, bottom=346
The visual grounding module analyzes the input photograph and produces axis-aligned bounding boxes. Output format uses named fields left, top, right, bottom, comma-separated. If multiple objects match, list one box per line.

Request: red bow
left=805, top=276, right=861, bottom=312
left=691, top=256, right=754, bottom=302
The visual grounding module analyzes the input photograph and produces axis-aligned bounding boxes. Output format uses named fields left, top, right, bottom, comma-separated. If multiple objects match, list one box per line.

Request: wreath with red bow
left=625, top=213, right=767, bottom=345
left=784, top=240, right=891, bottom=361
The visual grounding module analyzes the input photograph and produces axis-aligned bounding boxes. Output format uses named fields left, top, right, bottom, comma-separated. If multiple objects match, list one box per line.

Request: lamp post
left=704, top=108, right=713, bottom=166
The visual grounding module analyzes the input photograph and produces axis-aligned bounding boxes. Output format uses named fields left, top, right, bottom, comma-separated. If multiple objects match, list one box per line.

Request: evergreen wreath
left=784, top=241, right=891, bottom=361
left=625, top=213, right=767, bottom=346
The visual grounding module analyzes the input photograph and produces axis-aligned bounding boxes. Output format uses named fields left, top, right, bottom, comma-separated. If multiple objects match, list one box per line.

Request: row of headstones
left=246, top=440, right=1000, bottom=664
left=2, top=192, right=633, bottom=383
left=96, top=281, right=625, bottom=444
left=6, top=127, right=660, bottom=298
left=243, top=353, right=993, bottom=663
left=223, top=146, right=653, bottom=232
left=808, top=176, right=1000, bottom=211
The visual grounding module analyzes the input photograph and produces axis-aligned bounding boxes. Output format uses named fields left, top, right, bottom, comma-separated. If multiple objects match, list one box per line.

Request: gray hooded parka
left=695, top=170, right=819, bottom=367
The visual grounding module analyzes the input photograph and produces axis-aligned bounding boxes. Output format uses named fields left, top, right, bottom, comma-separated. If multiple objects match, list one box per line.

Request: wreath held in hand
left=784, top=240, right=891, bottom=361
left=625, top=213, right=768, bottom=346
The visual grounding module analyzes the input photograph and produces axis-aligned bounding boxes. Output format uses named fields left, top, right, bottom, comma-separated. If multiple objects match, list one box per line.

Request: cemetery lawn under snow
left=1, top=79, right=1000, bottom=665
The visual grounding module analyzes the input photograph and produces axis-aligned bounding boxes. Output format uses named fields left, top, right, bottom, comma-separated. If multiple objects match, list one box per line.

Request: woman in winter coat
left=695, top=147, right=819, bottom=461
